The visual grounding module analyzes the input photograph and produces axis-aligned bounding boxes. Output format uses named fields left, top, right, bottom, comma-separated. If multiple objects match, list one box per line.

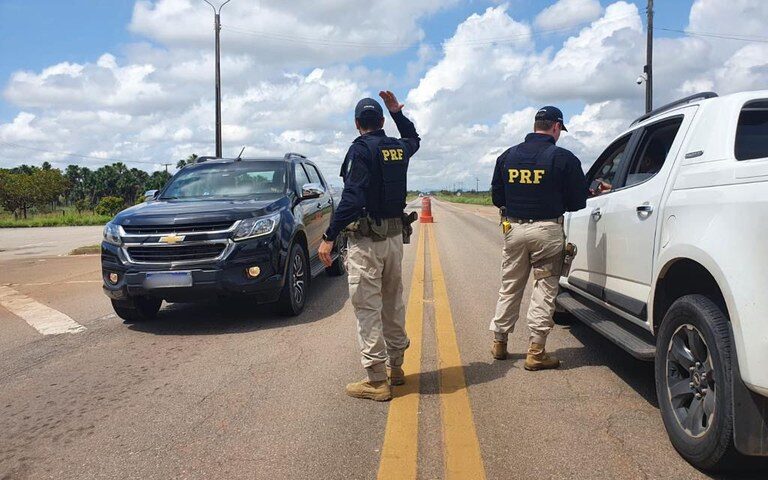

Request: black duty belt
left=505, top=216, right=564, bottom=225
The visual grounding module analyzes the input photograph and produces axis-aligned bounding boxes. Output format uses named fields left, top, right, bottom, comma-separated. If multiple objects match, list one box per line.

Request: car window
left=161, top=162, right=287, bottom=199
left=587, top=134, right=632, bottom=197
left=294, top=164, right=311, bottom=190
left=735, top=100, right=768, bottom=161
left=304, top=163, right=324, bottom=186
left=625, top=117, right=683, bottom=188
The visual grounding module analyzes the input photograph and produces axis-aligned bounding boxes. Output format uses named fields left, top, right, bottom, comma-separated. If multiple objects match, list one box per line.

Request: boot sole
left=524, top=363, right=560, bottom=371
left=346, top=390, right=392, bottom=402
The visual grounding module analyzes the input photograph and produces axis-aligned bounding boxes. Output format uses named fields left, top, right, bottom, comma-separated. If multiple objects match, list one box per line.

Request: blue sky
left=1, top=0, right=764, bottom=189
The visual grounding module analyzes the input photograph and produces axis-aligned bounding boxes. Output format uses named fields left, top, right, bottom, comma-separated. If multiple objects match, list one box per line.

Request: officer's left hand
left=379, top=91, right=404, bottom=113
left=318, top=240, right=334, bottom=267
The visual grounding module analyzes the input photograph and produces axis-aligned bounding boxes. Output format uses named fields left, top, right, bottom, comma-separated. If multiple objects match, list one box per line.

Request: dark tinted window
left=294, top=164, right=311, bottom=188
left=587, top=134, right=632, bottom=197
left=625, top=117, right=683, bottom=188
left=304, top=163, right=323, bottom=186
left=161, top=161, right=286, bottom=199
left=736, top=100, right=768, bottom=161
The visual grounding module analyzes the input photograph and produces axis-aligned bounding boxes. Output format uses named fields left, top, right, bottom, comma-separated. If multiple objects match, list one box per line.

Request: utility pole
left=645, top=0, right=654, bottom=113
left=475, top=177, right=479, bottom=193
left=161, top=163, right=173, bottom=173
left=203, top=0, right=232, bottom=157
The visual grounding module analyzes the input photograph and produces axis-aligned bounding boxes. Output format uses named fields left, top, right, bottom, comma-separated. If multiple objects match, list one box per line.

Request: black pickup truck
left=101, top=153, right=345, bottom=321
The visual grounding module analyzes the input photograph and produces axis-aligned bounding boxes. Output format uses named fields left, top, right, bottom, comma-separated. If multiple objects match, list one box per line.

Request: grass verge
left=0, top=212, right=110, bottom=228
left=435, top=193, right=493, bottom=206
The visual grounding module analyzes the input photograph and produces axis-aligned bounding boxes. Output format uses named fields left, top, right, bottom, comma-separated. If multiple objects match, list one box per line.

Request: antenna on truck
left=235, top=146, right=246, bottom=161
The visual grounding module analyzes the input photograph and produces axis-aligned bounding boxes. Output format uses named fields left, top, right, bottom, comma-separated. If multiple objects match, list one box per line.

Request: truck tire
left=277, top=243, right=308, bottom=316
left=326, top=235, right=347, bottom=277
left=655, top=294, right=743, bottom=472
left=111, top=297, right=162, bottom=323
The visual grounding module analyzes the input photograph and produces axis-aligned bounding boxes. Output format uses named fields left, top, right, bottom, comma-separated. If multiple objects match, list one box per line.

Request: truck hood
left=112, top=196, right=289, bottom=227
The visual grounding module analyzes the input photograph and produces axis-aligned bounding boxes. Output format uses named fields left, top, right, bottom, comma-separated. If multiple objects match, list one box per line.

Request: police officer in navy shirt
left=318, top=91, right=420, bottom=401
left=489, top=106, right=587, bottom=370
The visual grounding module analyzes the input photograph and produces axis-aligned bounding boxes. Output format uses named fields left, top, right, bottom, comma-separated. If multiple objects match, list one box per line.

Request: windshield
left=160, top=161, right=287, bottom=200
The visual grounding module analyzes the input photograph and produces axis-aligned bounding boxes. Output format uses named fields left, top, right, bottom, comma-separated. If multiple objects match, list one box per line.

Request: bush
left=95, top=196, right=126, bottom=217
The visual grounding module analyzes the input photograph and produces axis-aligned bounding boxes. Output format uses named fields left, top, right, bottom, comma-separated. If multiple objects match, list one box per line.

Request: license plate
left=144, top=271, right=193, bottom=289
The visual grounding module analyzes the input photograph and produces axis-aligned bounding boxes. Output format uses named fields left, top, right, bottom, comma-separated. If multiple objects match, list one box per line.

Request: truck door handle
left=636, top=204, right=654, bottom=214
left=591, top=208, right=602, bottom=221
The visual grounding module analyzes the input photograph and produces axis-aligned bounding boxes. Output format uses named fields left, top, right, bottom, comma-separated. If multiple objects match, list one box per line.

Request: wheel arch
left=652, top=257, right=729, bottom=335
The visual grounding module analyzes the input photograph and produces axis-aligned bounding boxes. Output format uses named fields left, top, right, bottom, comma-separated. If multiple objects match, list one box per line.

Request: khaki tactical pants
left=490, top=219, right=565, bottom=345
left=347, top=234, right=408, bottom=382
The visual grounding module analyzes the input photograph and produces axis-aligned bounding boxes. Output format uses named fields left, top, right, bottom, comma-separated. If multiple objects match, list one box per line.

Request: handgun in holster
left=562, top=242, right=577, bottom=276
left=401, top=211, right=418, bottom=244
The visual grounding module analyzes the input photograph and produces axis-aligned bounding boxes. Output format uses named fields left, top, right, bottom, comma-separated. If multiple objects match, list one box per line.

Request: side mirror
left=300, top=183, right=324, bottom=200
left=144, top=190, right=159, bottom=201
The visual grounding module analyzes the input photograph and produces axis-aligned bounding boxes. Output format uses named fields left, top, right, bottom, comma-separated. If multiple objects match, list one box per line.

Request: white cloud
left=523, top=1, right=644, bottom=103
left=4, top=54, right=172, bottom=115
left=129, top=0, right=458, bottom=65
left=534, top=0, right=603, bottom=31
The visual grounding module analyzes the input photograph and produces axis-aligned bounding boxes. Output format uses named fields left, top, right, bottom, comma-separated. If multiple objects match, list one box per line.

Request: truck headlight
left=233, top=213, right=280, bottom=241
left=103, top=222, right=122, bottom=246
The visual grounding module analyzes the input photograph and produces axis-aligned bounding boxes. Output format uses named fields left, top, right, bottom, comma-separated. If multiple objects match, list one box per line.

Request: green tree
left=30, top=168, right=69, bottom=210
left=0, top=171, right=35, bottom=218
left=95, top=196, right=126, bottom=217
left=176, top=153, right=198, bottom=170
left=147, top=170, right=172, bottom=191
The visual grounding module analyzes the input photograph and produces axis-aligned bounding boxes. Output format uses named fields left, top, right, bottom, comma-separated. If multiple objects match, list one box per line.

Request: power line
left=0, top=141, right=159, bottom=166
left=657, top=28, right=768, bottom=44
left=222, top=13, right=638, bottom=49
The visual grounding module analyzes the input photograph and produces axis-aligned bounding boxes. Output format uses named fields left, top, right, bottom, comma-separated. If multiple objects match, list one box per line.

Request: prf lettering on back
left=508, top=169, right=546, bottom=184
left=382, top=148, right=405, bottom=162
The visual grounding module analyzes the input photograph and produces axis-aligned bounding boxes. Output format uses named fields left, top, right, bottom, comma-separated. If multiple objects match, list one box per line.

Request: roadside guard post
left=420, top=197, right=434, bottom=223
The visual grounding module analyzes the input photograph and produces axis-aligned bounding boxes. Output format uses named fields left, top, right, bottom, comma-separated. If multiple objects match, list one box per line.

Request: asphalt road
left=0, top=226, right=103, bottom=261
left=0, top=201, right=761, bottom=479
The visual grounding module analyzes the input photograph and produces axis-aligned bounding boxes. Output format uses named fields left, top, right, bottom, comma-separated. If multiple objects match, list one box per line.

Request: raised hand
left=379, top=90, right=404, bottom=113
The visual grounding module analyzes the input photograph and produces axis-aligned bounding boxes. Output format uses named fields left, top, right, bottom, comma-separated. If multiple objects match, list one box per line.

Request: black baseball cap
left=535, top=105, right=568, bottom=131
left=355, top=98, right=384, bottom=119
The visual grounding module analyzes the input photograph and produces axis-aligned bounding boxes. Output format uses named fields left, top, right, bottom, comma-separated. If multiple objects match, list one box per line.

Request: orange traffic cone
left=420, top=197, right=434, bottom=223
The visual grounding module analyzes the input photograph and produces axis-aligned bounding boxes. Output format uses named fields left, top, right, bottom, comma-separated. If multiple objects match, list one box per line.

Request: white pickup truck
left=557, top=91, right=768, bottom=472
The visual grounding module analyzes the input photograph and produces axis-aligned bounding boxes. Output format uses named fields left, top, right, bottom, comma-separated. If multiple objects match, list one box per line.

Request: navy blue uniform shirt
left=324, top=110, right=420, bottom=241
left=491, top=133, right=587, bottom=219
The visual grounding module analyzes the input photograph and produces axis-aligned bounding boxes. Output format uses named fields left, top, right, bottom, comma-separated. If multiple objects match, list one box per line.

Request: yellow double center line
left=377, top=223, right=486, bottom=480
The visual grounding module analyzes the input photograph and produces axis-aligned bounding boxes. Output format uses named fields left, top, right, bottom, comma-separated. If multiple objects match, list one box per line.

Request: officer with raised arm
left=489, top=106, right=587, bottom=369
left=318, top=91, right=420, bottom=401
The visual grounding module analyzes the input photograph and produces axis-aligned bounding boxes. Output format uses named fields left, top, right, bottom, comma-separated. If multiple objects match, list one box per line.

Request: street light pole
left=645, top=0, right=654, bottom=113
left=203, top=0, right=232, bottom=158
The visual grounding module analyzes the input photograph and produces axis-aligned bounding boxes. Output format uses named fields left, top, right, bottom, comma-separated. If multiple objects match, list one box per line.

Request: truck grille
left=126, top=244, right=226, bottom=263
left=122, top=222, right=234, bottom=235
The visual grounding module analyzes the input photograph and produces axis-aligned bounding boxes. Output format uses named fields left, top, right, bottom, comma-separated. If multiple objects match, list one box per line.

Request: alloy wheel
left=291, top=251, right=305, bottom=305
left=666, top=324, right=716, bottom=438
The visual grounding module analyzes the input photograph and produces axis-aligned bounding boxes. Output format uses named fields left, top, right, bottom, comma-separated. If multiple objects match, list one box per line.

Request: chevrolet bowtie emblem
left=159, top=234, right=185, bottom=244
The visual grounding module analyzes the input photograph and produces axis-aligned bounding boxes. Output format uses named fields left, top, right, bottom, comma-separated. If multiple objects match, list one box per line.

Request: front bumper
left=101, top=235, right=286, bottom=303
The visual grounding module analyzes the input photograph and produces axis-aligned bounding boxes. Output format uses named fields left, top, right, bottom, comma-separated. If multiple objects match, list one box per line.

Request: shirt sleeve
left=390, top=110, right=420, bottom=156
left=324, top=144, right=370, bottom=241
left=491, top=152, right=506, bottom=209
left=562, top=152, right=588, bottom=212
